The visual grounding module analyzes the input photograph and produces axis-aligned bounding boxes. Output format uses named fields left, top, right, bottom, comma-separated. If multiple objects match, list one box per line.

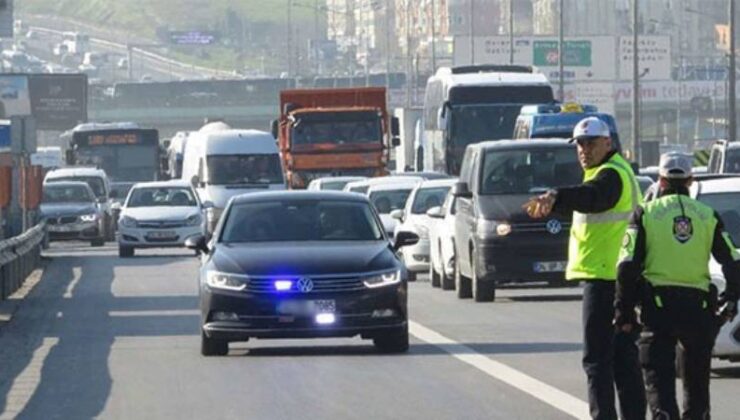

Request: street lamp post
left=469, top=0, right=475, bottom=65
left=509, top=0, right=514, bottom=64
left=632, top=0, right=641, bottom=164
left=729, top=0, right=737, bottom=143
left=558, top=0, right=565, bottom=102
left=287, top=0, right=293, bottom=77
left=431, top=0, right=437, bottom=72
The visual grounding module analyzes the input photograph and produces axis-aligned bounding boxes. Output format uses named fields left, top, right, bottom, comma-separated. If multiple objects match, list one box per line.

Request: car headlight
left=186, top=214, right=203, bottom=226
left=363, top=269, right=402, bottom=288
left=79, top=213, right=99, bottom=222
left=414, top=224, right=429, bottom=240
left=120, top=216, right=138, bottom=228
left=206, top=271, right=249, bottom=291
left=476, top=219, right=511, bottom=239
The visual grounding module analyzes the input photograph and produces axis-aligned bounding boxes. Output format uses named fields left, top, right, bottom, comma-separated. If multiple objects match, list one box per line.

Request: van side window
left=459, top=148, right=474, bottom=186
left=469, top=150, right=481, bottom=192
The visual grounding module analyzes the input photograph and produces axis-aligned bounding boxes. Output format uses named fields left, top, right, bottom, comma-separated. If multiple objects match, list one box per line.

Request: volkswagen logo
left=546, top=219, right=562, bottom=235
left=296, top=277, right=314, bottom=293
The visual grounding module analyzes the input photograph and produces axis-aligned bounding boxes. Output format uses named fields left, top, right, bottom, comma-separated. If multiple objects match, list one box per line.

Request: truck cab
left=707, top=140, right=740, bottom=174
left=273, top=87, right=400, bottom=189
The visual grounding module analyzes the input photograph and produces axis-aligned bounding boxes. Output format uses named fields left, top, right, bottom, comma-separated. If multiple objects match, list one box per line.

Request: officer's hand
left=613, top=307, right=639, bottom=333
left=523, top=192, right=556, bottom=219
left=718, top=300, right=738, bottom=323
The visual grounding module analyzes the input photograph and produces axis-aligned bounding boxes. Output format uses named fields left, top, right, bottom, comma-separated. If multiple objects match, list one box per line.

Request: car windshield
left=726, top=150, right=740, bottom=173
left=48, top=176, right=106, bottom=198
left=321, top=180, right=353, bottom=191
left=221, top=200, right=383, bottom=242
left=348, top=185, right=369, bottom=194
left=42, top=185, right=93, bottom=203
left=127, top=187, right=198, bottom=207
left=450, top=104, right=524, bottom=148
left=480, top=148, right=582, bottom=195
left=411, top=187, right=450, bottom=214
left=291, top=111, right=382, bottom=146
left=207, top=154, right=283, bottom=185
left=697, top=192, right=740, bottom=246
left=369, top=189, right=412, bottom=214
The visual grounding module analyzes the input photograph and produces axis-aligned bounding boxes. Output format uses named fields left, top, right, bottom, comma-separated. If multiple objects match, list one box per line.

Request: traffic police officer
left=615, top=152, right=740, bottom=420
left=525, top=117, right=646, bottom=419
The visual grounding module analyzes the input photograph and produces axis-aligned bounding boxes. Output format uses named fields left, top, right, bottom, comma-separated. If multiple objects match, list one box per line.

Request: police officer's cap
left=659, top=152, right=693, bottom=179
left=569, top=117, right=611, bottom=143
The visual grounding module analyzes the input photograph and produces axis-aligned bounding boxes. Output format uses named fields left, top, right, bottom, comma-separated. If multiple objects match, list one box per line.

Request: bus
left=62, top=122, right=162, bottom=183
left=422, top=65, right=554, bottom=175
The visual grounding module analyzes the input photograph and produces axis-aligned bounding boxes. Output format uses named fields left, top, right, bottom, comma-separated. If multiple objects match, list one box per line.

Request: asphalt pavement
left=0, top=243, right=738, bottom=419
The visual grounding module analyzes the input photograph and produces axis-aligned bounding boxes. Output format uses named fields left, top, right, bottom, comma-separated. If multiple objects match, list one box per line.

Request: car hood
left=40, top=203, right=97, bottom=217
left=477, top=194, right=571, bottom=223
left=122, top=207, right=200, bottom=221
left=212, top=241, right=396, bottom=276
left=201, top=185, right=286, bottom=208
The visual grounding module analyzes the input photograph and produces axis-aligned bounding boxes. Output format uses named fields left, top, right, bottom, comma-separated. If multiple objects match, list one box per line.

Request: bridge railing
left=0, top=223, right=46, bottom=301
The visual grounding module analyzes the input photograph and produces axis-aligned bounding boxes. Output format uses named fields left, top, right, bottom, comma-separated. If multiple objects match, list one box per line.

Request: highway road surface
left=0, top=243, right=738, bottom=419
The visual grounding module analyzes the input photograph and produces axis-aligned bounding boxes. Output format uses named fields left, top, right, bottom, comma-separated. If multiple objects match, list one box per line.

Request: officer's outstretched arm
left=616, top=207, right=647, bottom=313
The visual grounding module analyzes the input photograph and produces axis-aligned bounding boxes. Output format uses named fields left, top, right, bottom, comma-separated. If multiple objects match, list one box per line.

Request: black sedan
left=186, top=191, right=419, bottom=356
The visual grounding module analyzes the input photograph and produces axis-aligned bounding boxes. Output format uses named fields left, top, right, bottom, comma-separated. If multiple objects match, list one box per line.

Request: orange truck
left=272, top=87, right=400, bottom=189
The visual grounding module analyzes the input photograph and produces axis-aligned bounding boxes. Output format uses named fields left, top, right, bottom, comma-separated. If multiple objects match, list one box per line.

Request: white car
left=366, top=180, right=421, bottom=238
left=427, top=190, right=458, bottom=290
left=343, top=175, right=424, bottom=195
left=391, top=179, right=457, bottom=281
left=117, top=180, right=208, bottom=257
left=307, top=176, right=367, bottom=191
left=692, top=177, right=740, bottom=361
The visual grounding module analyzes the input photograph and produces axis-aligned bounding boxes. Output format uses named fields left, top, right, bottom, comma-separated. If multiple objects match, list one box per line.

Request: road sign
left=169, top=31, right=220, bottom=45
left=0, top=0, right=13, bottom=38
left=533, top=41, right=592, bottom=67
left=618, top=36, right=672, bottom=81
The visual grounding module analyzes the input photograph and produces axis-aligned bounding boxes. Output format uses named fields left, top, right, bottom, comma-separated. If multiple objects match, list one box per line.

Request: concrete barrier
left=0, top=223, right=46, bottom=301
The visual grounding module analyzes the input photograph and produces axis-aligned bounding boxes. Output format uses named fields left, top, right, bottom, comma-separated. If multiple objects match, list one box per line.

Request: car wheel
left=429, top=263, right=440, bottom=288
left=91, top=238, right=105, bottom=247
left=373, top=324, right=409, bottom=353
left=118, top=246, right=134, bottom=258
left=201, top=331, right=228, bottom=356
left=454, top=254, right=472, bottom=299
left=471, top=248, right=495, bottom=302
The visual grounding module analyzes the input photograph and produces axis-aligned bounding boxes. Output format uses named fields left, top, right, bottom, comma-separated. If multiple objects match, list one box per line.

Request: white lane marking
left=0, top=338, right=60, bottom=419
left=409, top=321, right=590, bottom=420
left=108, top=310, right=200, bottom=317
left=63, top=267, right=82, bottom=298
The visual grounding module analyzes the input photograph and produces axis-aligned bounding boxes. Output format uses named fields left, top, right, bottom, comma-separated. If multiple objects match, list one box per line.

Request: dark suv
left=451, top=140, right=582, bottom=302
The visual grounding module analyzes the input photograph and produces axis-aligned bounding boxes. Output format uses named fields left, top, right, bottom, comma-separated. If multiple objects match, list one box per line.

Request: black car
left=186, top=191, right=419, bottom=356
left=451, top=140, right=583, bottom=302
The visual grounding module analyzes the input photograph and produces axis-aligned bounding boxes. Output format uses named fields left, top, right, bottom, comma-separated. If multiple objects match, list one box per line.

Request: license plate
left=50, top=225, right=75, bottom=232
left=533, top=261, right=567, bottom=273
left=147, top=230, right=177, bottom=239
left=277, top=299, right=336, bottom=316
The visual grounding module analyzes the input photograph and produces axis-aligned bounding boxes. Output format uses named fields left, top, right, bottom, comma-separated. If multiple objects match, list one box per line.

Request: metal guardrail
left=0, top=223, right=46, bottom=301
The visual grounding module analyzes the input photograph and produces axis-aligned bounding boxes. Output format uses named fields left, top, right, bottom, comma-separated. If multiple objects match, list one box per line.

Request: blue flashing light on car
left=274, top=280, right=293, bottom=291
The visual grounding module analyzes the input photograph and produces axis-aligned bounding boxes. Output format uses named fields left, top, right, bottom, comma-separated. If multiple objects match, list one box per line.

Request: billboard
left=454, top=35, right=671, bottom=81
left=28, top=74, right=88, bottom=130
left=169, top=31, right=220, bottom=45
left=0, top=74, right=87, bottom=130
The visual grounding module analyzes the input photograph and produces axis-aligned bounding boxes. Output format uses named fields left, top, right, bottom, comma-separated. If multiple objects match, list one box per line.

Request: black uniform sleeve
left=711, top=211, right=740, bottom=300
left=616, top=207, right=647, bottom=312
left=552, top=168, right=623, bottom=214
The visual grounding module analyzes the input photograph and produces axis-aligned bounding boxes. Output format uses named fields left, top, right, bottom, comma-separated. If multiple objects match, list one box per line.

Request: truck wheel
left=429, top=263, right=440, bottom=288
left=118, top=246, right=134, bottom=258
left=472, top=248, right=495, bottom=302
left=454, top=255, right=472, bottom=299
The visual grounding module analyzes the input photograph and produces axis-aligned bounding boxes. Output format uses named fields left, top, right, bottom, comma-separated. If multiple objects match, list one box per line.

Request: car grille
left=246, top=274, right=367, bottom=294
left=47, top=216, right=79, bottom=225
left=510, top=221, right=572, bottom=233
left=137, top=221, right=187, bottom=229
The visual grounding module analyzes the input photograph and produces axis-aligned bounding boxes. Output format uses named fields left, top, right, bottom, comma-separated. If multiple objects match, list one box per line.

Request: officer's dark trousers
left=582, top=281, right=646, bottom=420
left=639, top=287, right=718, bottom=420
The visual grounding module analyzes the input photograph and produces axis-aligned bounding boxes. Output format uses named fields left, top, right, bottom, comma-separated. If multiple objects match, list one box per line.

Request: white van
left=181, top=122, right=286, bottom=233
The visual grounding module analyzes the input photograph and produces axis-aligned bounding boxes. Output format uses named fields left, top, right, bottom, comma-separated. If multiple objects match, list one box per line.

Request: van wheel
left=373, top=325, right=409, bottom=353
left=429, top=263, right=440, bottom=288
left=454, top=254, right=472, bottom=299
left=201, top=331, right=229, bottom=356
left=472, top=248, right=496, bottom=302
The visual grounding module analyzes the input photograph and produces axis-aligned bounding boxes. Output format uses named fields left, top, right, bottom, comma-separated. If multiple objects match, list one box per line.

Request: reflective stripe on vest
left=572, top=157, right=640, bottom=226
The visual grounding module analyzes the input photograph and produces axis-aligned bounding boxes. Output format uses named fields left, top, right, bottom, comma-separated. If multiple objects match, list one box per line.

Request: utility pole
left=558, top=0, right=565, bottom=101
left=730, top=0, right=737, bottom=143
left=386, top=0, right=391, bottom=94
left=287, top=0, right=293, bottom=77
left=509, top=0, right=514, bottom=64
left=632, top=0, right=641, bottom=164
left=431, top=0, right=437, bottom=72
left=469, top=0, right=475, bottom=65
left=406, top=0, right=412, bottom=107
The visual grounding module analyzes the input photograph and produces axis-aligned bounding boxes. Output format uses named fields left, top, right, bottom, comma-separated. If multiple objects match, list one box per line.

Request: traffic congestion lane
left=0, top=243, right=573, bottom=420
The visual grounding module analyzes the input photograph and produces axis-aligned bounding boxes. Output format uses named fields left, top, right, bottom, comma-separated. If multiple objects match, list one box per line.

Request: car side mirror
left=111, top=202, right=121, bottom=211
left=202, top=200, right=214, bottom=209
left=393, top=230, right=419, bottom=251
left=185, top=234, right=209, bottom=253
left=97, top=197, right=107, bottom=204
left=391, top=137, right=401, bottom=147
left=270, top=119, right=279, bottom=139
left=426, top=206, right=443, bottom=219
left=451, top=182, right=472, bottom=199
left=390, top=209, right=404, bottom=221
